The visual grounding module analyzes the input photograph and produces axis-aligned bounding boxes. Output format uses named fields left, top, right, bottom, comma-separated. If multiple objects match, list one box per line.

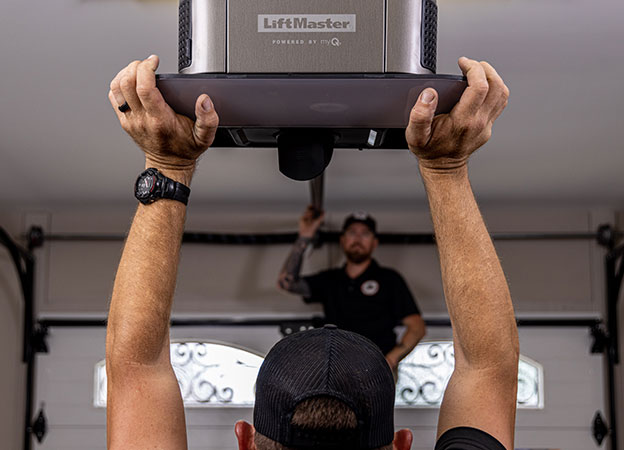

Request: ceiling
left=0, top=0, right=623, bottom=210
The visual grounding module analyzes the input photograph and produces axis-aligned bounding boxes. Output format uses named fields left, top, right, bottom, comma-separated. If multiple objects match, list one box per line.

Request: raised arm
left=105, top=55, right=218, bottom=450
left=406, top=58, right=519, bottom=449
left=276, top=205, right=324, bottom=296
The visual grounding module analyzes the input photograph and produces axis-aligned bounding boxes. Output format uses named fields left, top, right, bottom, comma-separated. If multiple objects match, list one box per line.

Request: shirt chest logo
left=361, top=280, right=380, bottom=296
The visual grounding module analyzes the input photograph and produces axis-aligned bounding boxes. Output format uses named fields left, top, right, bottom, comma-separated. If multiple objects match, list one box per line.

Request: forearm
left=106, top=166, right=192, bottom=367
left=421, top=165, right=518, bottom=369
left=277, top=236, right=312, bottom=296
left=387, top=326, right=425, bottom=365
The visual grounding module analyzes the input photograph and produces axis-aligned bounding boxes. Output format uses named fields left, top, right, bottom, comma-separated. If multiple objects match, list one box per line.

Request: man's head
left=340, top=212, right=378, bottom=264
left=235, top=325, right=412, bottom=450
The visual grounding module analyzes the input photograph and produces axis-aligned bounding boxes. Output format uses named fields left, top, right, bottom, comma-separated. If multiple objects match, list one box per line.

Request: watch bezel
left=134, top=167, right=190, bottom=205
left=135, top=168, right=163, bottom=204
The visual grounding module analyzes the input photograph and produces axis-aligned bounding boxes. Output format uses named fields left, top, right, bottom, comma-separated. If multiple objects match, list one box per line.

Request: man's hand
left=406, top=57, right=509, bottom=172
left=385, top=355, right=398, bottom=371
left=108, top=55, right=219, bottom=171
left=299, top=205, right=325, bottom=238
left=385, top=314, right=427, bottom=372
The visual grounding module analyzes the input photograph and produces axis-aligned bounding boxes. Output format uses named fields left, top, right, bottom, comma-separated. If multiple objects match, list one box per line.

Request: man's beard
left=345, top=247, right=371, bottom=264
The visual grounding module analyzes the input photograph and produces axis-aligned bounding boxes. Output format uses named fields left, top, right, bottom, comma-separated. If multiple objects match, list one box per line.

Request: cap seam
left=326, top=331, right=333, bottom=391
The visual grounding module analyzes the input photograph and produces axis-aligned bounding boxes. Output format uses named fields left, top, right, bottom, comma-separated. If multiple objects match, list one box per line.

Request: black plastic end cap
left=277, top=129, right=336, bottom=181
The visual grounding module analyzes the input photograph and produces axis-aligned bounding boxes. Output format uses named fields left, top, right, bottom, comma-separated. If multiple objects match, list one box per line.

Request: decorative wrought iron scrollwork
left=95, top=341, right=263, bottom=408
left=95, top=340, right=542, bottom=409
left=395, top=342, right=543, bottom=409
left=396, top=342, right=454, bottom=407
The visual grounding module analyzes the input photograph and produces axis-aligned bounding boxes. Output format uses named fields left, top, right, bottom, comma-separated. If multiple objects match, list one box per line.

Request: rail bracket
left=593, top=411, right=609, bottom=446
left=29, top=407, right=47, bottom=444
left=27, top=226, right=45, bottom=251
left=590, top=324, right=609, bottom=354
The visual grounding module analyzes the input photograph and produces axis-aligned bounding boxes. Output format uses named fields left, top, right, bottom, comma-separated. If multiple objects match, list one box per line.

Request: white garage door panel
left=517, top=407, right=597, bottom=429
left=543, top=360, right=602, bottom=382
left=185, top=408, right=253, bottom=427
left=395, top=410, right=442, bottom=428
left=520, top=329, right=591, bottom=356
left=187, top=426, right=247, bottom=449
left=35, top=326, right=605, bottom=450
left=402, top=428, right=438, bottom=449
left=34, top=427, right=106, bottom=450
left=169, top=326, right=283, bottom=355
left=514, top=428, right=600, bottom=450
left=36, top=426, right=245, bottom=450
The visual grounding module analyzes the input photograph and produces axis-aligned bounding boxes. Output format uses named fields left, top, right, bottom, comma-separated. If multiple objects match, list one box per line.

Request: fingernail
left=202, top=97, right=213, bottom=111
left=148, top=54, right=157, bottom=61
left=420, top=89, right=435, bottom=104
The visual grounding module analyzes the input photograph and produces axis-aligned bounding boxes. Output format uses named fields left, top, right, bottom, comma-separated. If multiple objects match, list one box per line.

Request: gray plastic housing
left=178, top=0, right=437, bottom=75
left=155, top=74, right=466, bottom=149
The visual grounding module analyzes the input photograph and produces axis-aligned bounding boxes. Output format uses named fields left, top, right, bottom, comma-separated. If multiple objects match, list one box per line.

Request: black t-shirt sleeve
left=434, top=427, right=507, bottom=450
left=301, top=271, right=330, bottom=304
left=390, top=271, right=420, bottom=321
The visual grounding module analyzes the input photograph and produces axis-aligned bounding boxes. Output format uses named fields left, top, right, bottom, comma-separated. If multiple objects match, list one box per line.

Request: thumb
left=193, top=94, right=219, bottom=148
left=146, top=54, right=160, bottom=71
left=406, top=88, right=438, bottom=148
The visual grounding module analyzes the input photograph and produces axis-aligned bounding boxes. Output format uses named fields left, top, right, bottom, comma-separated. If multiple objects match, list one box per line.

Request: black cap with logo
left=342, top=211, right=377, bottom=236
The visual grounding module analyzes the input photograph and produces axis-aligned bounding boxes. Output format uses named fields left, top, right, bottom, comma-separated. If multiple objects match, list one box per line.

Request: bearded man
left=277, top=208, right=427, bottom=373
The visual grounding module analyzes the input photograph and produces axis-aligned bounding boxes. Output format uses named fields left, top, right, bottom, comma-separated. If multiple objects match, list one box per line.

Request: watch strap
left=135, top=168, right=191, bottom=206
left=161, top=177, right=191, bottom=205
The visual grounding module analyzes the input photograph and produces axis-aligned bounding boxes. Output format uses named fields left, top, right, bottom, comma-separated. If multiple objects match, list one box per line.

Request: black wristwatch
left=134, top=168, right=191, bottom=205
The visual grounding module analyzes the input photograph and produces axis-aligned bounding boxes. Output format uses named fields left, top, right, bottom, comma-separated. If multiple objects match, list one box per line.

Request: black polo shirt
left=302, top=259, right=420, bottom=355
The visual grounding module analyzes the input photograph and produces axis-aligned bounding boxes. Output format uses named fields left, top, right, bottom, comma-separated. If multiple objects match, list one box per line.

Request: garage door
left=33, top=324, right=604, bottom=450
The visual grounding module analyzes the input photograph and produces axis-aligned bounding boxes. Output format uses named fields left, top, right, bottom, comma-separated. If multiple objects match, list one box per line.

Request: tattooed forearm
left=278, top=236, right=312, bottom=297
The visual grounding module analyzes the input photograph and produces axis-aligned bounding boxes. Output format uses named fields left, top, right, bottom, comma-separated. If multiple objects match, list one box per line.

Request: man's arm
left=385, top=314, right=426, bottom=370
left=105, top=55, right=218, bottom=450
left=406, top=58, right=518, bottom=449
left=106, top=179, right=191, bottom=450
left=277, top=205, right=324, bottom=296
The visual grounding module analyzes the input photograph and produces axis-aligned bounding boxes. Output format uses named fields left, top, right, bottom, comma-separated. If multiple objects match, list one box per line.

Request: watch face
left=137, top=175, right=155, bottom=198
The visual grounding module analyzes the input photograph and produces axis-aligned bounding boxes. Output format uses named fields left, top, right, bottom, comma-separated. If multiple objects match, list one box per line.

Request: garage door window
left=95, top=341, right=263, bottom=408
left=95, top=340, right=543, bottom=409
left=394, top=341, right=544, bottom=409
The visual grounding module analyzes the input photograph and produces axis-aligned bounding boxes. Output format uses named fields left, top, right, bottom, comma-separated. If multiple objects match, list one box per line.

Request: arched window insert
left=94, top=341, right=264, bottom=408
left=95, top=340, right=543, bottom=409
left=394, top=341, right=544, bottom=409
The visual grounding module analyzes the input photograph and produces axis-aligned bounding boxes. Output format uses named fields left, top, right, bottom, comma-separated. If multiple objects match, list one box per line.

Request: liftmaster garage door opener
left=156, top=0, right=467, bottom=180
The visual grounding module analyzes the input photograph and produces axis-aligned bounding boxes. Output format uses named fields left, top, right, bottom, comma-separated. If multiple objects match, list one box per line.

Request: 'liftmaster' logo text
left=258, top=14, right=356, bottom=33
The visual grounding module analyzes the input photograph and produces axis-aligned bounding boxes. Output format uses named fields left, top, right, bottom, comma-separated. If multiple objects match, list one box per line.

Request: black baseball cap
left=342, top=212, right=377, bottom=236
left=253, top=325, right=395, bottom=449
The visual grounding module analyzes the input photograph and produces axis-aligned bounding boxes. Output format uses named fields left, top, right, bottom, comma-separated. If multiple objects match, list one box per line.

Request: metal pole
left=309, top=173, right=324, bottom=213
left=308, top=173, right=325, bottom=248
